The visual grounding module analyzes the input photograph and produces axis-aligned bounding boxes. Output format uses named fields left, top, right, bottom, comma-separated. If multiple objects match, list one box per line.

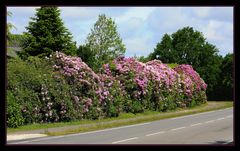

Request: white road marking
left=216, top=117, right=225, bottom=121
left=112, top=137, right=138, bottom=144
left=205, top=120, right=216, bottom=123
left=11, top=122, right=151, bottom=144
left=190, top=123, right=202, bottom=127
left=225, top=115, right=233, bottom=118
left=146, top=131, right=165, bottom=136
left=170, top=127, right=186, bottom=131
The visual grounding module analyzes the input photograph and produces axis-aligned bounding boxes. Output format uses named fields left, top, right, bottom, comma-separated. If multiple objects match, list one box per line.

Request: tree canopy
left=85, top=14, right=126, bottom=71
left=149, top=27, right=224, bottom=100
left=19, top=6, right=77, bottom=59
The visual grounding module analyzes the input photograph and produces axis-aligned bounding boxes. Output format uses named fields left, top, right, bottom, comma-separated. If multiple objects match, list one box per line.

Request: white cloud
left=147, top=7, right=191, bottom=34
left=124, top=33, right=153, bottom=57
left=192, top=7, right=233, bottom=23
left=193, top=7, right=211, bottom=18
left=147, top=7, right=233, bottom=56
left=116, top=7, right=155, bottom=23
left=59, top=7, right=100, bottom=20
left=200, top=20, right=233, bottom=55
left=6, top=7, right=233, bottom=56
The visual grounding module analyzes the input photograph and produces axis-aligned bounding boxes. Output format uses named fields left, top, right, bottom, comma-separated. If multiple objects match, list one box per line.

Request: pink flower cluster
left=51, top=52, right=207, bottom=115
left=103, top=57, right=182, bottom=98
left=103, top=57, right=207, bottom=102
left=173, top=64, right=207, bottom=93
left=53, top=51, right=100, bottom=84
left=52, top=52, right=122, bottom=114
left=146, top=60, right=180, bottom=89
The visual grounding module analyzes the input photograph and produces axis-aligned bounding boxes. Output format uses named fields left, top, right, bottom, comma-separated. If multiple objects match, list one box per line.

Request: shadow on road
left=208, top=140, right=233, bottom=145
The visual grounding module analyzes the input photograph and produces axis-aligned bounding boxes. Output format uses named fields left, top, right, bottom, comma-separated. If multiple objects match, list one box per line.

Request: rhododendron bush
left=7, top=51, right=207, bottom=127
left=102, top=57, right=207, bottom=112
left=50, top=52, right=124, bottom=119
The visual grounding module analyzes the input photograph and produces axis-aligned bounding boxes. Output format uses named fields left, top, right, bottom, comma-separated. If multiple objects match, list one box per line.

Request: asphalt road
left=8, top=107, right=233, bottom=145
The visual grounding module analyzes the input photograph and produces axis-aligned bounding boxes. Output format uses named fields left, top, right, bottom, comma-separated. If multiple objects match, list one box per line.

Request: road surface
left=8, top=107, right=233, bottom=145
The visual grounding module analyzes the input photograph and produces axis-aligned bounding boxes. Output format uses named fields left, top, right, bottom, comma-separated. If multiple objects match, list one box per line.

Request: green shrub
left=165, top=95, right=177, bottom=111
left=7, top=57, right=76, bottom=127
left=7, top=91, right=24, bottom=128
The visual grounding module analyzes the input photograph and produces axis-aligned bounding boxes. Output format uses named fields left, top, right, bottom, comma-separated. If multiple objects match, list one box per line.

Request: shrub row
left=7, top=52, right=207, bottom=127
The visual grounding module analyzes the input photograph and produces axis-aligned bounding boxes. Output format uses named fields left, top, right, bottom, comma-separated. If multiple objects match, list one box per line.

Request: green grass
left=7, top=101, right=233, bottom=136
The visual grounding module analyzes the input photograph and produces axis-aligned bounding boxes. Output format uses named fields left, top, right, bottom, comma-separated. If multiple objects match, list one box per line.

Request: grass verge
left=7, top=101, right=233, bottom=136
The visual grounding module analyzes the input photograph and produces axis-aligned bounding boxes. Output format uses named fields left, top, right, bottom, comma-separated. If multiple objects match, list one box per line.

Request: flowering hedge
left=7, top=52, right=207, bottom=127
left=51, top=52, right=124, bottom=119
left=173, top=64, right=207, bottom=106
left=102, top=57, right=207, bottom=112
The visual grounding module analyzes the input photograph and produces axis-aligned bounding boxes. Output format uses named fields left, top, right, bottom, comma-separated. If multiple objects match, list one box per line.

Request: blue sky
left=7, top=7, right=233, bottom=57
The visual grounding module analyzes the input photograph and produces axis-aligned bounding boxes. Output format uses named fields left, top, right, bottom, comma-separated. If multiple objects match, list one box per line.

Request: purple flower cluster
left=103, top=57, right=207, bottom=106
left=54, top=51, right=100, bottom=84
left=51, top=52, right=207, bottom=116
left=146, top=60, right=180, bottom=89
left=52, top=52, right=122, bottom=115
left=174, top=64, right=207, bottom=94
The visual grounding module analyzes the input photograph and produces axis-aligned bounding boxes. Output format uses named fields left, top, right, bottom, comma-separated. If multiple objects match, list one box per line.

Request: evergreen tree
left=19, top=6, right=77, bottom=59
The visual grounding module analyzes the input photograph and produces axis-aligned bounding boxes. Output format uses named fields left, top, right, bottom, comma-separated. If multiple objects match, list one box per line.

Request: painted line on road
left=205, top=120, right=216, bottom=123
left=112, top=137, right=138, bottom=144
left=225, top=115, right=233, bottom=118
left=190, top=123, right=203, bottom=127
left=11, top=122, right=151, bottom=144
left=170, top=127, right=186, bottom=131
left=146, top=131, right=165, bottom=136
left=216, top=117, right=225, bottom=121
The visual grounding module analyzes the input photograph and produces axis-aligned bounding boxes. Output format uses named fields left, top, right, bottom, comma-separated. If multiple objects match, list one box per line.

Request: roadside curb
left=7, top=134, right=48, bottom=141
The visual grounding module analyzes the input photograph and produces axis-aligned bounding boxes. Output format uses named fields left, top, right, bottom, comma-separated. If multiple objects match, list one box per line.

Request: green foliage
left=149, top=34, right=174, bottom=63
left=7, top=11, right=19, bottom=58
left=7, top=11, right=16, bottom=43
left=7, top=34, right=26, bottom=58
left=7, top=34, right=25, bottom=47
left=167, top=63, right=178, bottom=68
left=76, top=45, right=97, bottom=71
left=105, top=81, right=124, bottom=117
left=7, top=57, right=76, bottom=127
left=149, top=26, right=223, bottom=100
left=136, top=55, right=150, bottom=63
left=86, top=14, right=126, bottom=71
left=7, top=91, right=25, bottom=128
left=18, top=6, right=77, bottom=59
left=212, top=53, right=233, bottom=100
left=221, top=53, right=233, bottom=88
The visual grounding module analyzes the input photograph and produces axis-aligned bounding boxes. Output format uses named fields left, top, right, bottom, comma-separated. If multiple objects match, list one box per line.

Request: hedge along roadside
left=7, top=52, right=207, bottom=128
